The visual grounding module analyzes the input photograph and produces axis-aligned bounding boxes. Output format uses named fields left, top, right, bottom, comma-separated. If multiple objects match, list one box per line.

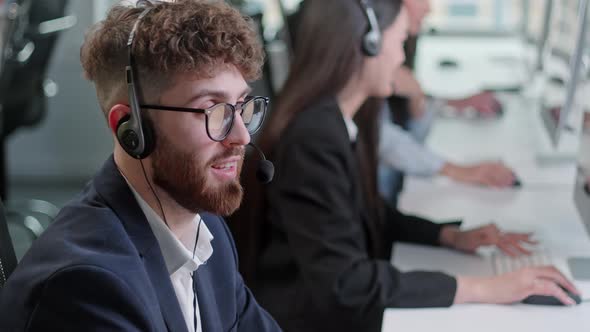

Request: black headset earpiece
left=116, top=7, right=155, bottom=159
left=358, top=0, right=381, bottom=56
left=116, top=112, right=155, bottom=160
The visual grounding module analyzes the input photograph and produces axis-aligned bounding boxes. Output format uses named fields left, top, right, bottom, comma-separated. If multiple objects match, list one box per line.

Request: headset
left=116, top=7, right=155, bottom=160
left=116, top=4, right=274, bottom=183
left=358, top=0, right=382, bottom=56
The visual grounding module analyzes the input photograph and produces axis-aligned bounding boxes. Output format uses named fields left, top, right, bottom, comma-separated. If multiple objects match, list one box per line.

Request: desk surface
left=382, top=304, right=590, bottom=332
left=425, top=93, right=578, bottom=186
left=383, top=91, right=590, bottom=331
left=415, top=35, right=530, bottom=98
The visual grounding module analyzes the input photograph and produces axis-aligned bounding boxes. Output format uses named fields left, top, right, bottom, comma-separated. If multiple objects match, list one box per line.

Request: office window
left=548, top=0, right=585, bottom=59
left=424, top=0, right=524, bottom=34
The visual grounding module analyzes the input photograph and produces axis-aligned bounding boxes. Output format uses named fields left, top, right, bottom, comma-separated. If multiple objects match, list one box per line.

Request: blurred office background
left=1, top=0, right=588, bottom=238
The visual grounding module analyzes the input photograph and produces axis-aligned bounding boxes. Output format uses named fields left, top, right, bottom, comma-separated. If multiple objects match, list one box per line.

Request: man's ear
left=107, top=104, right=131, bottom=135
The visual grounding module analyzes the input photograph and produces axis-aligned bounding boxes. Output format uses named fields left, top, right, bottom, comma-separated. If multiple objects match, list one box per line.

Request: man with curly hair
left=0, top=1, right=281, bottom=331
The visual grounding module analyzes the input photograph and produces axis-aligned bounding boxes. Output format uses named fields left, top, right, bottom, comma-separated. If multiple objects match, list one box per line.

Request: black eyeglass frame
left=126, top=1, right=270, bottom=147
left=140, top=96, right=269, bottom=142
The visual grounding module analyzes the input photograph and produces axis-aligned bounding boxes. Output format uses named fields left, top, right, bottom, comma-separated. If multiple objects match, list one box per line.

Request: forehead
left=160, top=65, right=249, bottom=103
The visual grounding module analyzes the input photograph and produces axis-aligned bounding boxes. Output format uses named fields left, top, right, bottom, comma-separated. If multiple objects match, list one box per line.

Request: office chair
left=0, top=0, right=74, bottom=200
left=0, top=200, right=17, bottom=290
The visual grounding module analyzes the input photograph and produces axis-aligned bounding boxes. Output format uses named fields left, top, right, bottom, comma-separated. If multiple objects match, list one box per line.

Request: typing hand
left=441, top=224, right=537, bottom=257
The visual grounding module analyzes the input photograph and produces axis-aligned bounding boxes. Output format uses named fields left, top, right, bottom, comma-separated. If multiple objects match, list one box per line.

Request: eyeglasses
left=141, top=96, right=269, bottom=142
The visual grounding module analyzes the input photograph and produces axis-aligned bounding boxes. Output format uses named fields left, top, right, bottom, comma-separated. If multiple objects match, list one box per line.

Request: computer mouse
left=549, top=76, right=565, bottom=86
left=438, top=58, right=459, bottom=69
left=512, top=177, right=522, bottom=188
left=523, top=287, right=582, bottom=306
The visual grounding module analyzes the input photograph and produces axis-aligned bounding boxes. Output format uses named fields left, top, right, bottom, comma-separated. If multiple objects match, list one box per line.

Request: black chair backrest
left=1, top=0, right=70, bottom=137
left=0, top=200, right=17, bottom=289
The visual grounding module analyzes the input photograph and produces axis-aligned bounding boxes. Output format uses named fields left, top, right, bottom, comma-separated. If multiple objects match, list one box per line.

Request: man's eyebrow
left=183, top=89, right=230, bottom=106
left=183, top=86, right=253, bottom=106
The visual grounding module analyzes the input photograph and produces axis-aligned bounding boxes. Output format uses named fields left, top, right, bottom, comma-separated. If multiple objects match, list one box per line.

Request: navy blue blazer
left=0, top=156, right=281, bottom=332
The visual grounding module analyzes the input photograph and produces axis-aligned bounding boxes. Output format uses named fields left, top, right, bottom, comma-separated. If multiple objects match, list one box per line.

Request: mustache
left=207, top=146, right=245, bottom=166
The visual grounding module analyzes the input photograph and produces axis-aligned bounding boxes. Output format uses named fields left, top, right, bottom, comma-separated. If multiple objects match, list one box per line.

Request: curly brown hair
left=80, top=0, right=264, bottom=117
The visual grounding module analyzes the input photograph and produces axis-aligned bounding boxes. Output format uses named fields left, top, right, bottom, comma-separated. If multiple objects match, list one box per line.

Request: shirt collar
left=343, top=115, right=358, bottom=142
left=127, top=184, right=214, bottom=275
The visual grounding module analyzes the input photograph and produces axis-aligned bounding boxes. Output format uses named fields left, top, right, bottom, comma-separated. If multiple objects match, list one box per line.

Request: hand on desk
left=440, top=224, right=536, bottom=257
left=444, top=91, right=502, bottom=118
left=440, top=161, right=516, bottom=188
left=455, top=266, right=581, bottom=306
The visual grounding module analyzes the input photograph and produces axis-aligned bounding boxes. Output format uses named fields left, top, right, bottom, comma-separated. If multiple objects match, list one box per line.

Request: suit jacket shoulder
left=0, top=156, right=280, bottom=332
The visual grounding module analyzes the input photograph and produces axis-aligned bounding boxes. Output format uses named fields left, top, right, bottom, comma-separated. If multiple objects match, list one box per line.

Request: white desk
left=396, top=182, right=590, bottom=280
left=415, top=35, right=530, bottom=99
left=382, top=93, right=590, bottom=331
left=426, top=93, right=578, bottom=186
left=382, top=304, right=590, bottom=332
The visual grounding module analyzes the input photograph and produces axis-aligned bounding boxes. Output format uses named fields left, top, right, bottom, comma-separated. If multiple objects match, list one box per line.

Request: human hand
left=456, top=266, right=581, bottom=305
left=445, top=91, right=502, bottom=118
left=443, top=161, right=516, bottom=188
left=441, top=224, right=537, bottom=257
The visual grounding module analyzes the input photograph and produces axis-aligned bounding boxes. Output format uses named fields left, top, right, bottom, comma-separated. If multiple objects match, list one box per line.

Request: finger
left=477, top=174, right=498, bottom=187
left=488, top=163, right=513, bottom=176
left=480, top=167, right=512, bottom=187
left=500, top=239, right=532, bottom=256
left=531, top=279, right=576, bottom=305
left=534, top=266, right=580, bottom=295
left=498, top=235, right=531, bottom=256
left=479, top=103, right=495, bottom=117
left=491, top=170, right=514, bottom=187
left=504, top=233, right=538, bottom=245
left=497, top=242, right=520, bottom=257
left=492, top=98, right=503, bottom=114
left=502, top=233, right=535, bottom=245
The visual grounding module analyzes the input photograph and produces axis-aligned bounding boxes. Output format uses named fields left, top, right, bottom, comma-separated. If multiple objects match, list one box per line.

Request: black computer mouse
left=439, top=58, right=459, bottom=69
left=549, top=76, right=565, bottom=86
left=523, top=288, right=582, bottom=306
left=512, top=177, right=522, bottom=188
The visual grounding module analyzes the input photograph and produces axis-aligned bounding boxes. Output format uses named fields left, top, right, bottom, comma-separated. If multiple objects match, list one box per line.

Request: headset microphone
left=247, top=142, right=274, bottom=184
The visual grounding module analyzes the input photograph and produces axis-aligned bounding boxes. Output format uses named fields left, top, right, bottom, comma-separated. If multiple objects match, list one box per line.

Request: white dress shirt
left=342, top=105, right=444, bottom=176
left=129, top=186, right=214, bottom=332
left=343, top=115, right=359, bottom=142
left=378, top=102, right=445, bottom=177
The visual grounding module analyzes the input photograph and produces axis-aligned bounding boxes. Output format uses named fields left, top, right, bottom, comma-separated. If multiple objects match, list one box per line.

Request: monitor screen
left=540, top=0, right=589, bottom=146
left=548, top=0, right=584, bottom=60
left=524, top=0, right=549, bottom=44
left=523, top=0, right=552, bottom=74
left=574, top=110, right=590, bottom=236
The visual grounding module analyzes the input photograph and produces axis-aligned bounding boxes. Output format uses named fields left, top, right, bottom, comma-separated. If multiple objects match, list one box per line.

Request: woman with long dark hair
left=241, top=1, right=579, bottom=331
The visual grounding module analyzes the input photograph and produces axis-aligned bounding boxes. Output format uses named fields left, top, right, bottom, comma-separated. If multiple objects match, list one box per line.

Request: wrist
left=440, top=162, right=468, bottom=181
left=454, top=276, right=490, bottom=304
left=439, top=225, right=460, bottom=248
left=440, top=162, right=458, bottom=178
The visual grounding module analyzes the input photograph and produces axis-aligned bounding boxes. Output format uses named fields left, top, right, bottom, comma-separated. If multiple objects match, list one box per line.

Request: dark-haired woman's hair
left=258, top=0, right=402, bottom=155
left=229, top=0, right=403, bottom=282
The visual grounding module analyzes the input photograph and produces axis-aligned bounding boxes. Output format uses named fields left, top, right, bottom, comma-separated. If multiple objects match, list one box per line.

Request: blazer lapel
left=192, top=258, right=227, bottom=331
left=142, top=245, right=189, bottom=332
left=94, top=156, right=188, bottom=332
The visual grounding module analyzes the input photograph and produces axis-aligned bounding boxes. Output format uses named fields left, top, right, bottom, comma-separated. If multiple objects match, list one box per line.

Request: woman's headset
left=358, top=0, right=382, bottom=56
